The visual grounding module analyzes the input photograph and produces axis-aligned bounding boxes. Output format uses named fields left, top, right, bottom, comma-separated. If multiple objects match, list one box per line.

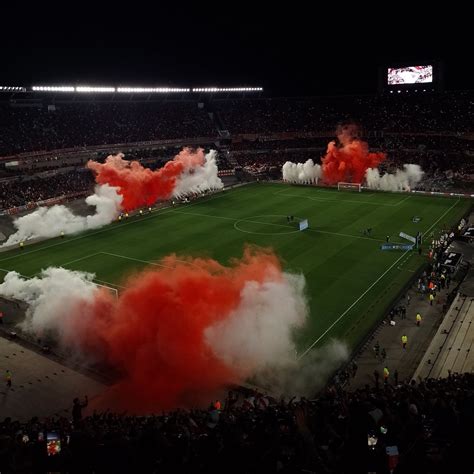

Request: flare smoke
left=0, top=248, right=347, bottom=411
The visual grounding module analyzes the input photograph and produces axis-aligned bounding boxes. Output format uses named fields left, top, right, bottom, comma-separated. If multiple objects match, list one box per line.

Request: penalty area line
left=99, top=252, right=174, bottom=269
left=99, top=251, right=203, bottom=270
left=93, top=278, right=127, bottom=290
left=1, top=265, right=125, bottom=291
left=0, top=188, right=237, bottom=264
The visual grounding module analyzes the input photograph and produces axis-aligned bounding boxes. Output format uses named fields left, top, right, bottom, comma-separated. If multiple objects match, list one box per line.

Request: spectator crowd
left=0, top=373, right=473, bottom=473
left=0, top=101, right=216, bottom=155
left=0, top=170, right=94, bottom=210
left=0, top=90, right=472, bottom=209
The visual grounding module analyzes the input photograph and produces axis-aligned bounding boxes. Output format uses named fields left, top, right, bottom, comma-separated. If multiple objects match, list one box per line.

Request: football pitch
left=0, top=183, right=471, bottom=354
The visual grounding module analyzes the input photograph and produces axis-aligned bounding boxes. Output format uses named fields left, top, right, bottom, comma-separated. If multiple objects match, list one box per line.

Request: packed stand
left=0, top=101, right=216, bottom=155
left=215, top=91, right=474, bottom=135
left=0, top=91, right=471, bottom=158
left=0, top=170, right=94, bottom=210
left=0, top=373, right=473, bottom=473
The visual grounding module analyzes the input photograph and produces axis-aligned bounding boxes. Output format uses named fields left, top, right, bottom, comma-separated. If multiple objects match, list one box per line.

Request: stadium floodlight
left=76, top=86, right=116, bottom=93
left=32, top=86, right=75, bottom=92
left=1, top=86, right=26, bottom=92
left=192, top=87, right=263, bottom=93
left=116, top=87, right=190, bottom=93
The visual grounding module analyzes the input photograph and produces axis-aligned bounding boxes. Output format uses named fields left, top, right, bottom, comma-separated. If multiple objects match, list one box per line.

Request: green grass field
left=0, top=183, right=471, bottom=354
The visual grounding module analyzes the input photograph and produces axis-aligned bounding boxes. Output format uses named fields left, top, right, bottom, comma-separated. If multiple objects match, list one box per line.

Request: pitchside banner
left=399, top=231, right=417, bottom=244
left=381, top=243, right=414, bottom=251
left=299, top=219, right=309, bottom=231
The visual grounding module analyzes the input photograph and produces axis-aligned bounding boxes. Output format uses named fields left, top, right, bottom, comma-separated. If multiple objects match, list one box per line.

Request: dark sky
left=0, top=6, right=471, bottom=95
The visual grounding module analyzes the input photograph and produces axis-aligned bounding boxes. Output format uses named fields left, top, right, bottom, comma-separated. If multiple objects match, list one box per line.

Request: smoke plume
left=365, top=164, right=424, bottom=192
left=87, top=148, right=223, bottom=211
left=0, top=267, right=100, bottom=343
left=260, top=339, right=349, bottom=397
left=1, top=148, right=223, bottom=247
left=1, top=184, right=122, bottom=247
left=172, top=150, right=223, bottom=198
left=321, top=124, right=386, bottom=184
left=0, top=248, right=347, bottom=411
left=282, top=159, right=322, bottom=184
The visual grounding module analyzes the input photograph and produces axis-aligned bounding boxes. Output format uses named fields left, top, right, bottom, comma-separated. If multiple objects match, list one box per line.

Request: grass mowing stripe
left=393, top=195, right=411, bottom=206
left=0, top=267, right=30, bottom=279
left=298, top=197, right=461, bottom=357
left=59, top=253, right=101, bottom=268
left=99, top=252, right=203, bottom=270
left=297, top=250, right=409, bottom=358
left=0, top=187, right=242, bottom=263
left=172, top=209, right=385, bottom=242
left=93, top=278, right=127, bottom=290
left=100, top=252, right=173, bottom=269
left=275, top=191, right=403, bottom=207
left=0, top=184, right=468, bottom=359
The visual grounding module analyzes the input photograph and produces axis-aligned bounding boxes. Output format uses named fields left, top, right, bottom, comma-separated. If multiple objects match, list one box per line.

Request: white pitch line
left=1, top=263, right=126, bottom=291
left=310, top=228, right=384, bottom=243
left=276, top=191, right=400, bottom=207
left=100, top=252, right=174, bottom=269
left=397, top=253, right=412, bottom=270
left=298, top=197, right=461, bottom=358
left=60, top=253, right=101, bottom=268
left=393, top=195, right=411, bottom=206
left=297, top=250, right=410, bottom=358
left=172, top=209, right=384, bottom=242
left=100, top=251, right=204, bottom=270
left=93, top=278, right=127, bottom=290
left=0, top=187, right=239, bottom=263
left=0, top=267, right=30, bottom=279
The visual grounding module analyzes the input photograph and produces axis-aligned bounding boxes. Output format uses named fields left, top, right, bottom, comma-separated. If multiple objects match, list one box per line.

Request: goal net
left=337, top=182, right=361, bottom=192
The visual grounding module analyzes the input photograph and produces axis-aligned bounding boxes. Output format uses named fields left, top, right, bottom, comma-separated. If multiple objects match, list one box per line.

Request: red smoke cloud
left=87, top=148, right=205, bottom=211
left=321, top=124, right=386, bottom=184
left=71, top=248, right=283, bottom=412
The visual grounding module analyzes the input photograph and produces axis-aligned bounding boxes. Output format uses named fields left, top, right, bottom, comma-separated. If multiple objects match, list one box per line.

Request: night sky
left=0, top=6, right=470, bottom=95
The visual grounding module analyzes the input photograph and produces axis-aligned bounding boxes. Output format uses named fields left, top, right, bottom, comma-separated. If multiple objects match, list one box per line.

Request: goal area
left=337, top=182, right=361, bottom=192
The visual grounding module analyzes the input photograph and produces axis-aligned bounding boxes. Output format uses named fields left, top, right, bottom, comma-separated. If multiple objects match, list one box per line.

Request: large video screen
left=387, top=65, right=433, bottom=85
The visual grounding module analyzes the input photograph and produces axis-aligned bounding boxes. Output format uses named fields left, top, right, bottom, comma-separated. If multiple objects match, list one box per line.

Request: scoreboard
left=379, top=61, right=443, bottom=93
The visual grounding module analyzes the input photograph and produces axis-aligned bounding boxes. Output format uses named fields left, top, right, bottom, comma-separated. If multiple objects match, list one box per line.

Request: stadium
left=0, top=18, right=473, bottom=472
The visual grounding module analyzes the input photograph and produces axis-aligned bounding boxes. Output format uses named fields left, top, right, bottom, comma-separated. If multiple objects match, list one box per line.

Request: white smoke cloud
left=206, top=272, right=348, bottom=396
left=172, top=150, right=224, bottom=198
left=0, top=268, right=98, bottom=345
left=205, top=273, right=307, bottom=374
left=1, top=265, right=348, bottom=398
left=263, top=340, right=349, bottom=397
left=1, top=184, right=122, bottom=247
left=365, top=164, right=424, bottom=192
left=282, top=159, right=322, bottom=184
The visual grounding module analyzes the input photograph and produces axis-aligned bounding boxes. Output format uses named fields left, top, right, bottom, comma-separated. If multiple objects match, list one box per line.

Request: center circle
left=234, top=215, right=302, bottom=235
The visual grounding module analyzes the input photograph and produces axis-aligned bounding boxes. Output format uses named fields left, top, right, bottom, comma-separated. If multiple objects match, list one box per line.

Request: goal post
left=337, top=182, right=361, bottom=192
left=94, top=281, right=119, bottom=300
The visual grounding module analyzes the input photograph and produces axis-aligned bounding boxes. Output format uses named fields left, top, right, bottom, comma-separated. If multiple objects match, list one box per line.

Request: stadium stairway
left=413, top=293, right=474, bottom=379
